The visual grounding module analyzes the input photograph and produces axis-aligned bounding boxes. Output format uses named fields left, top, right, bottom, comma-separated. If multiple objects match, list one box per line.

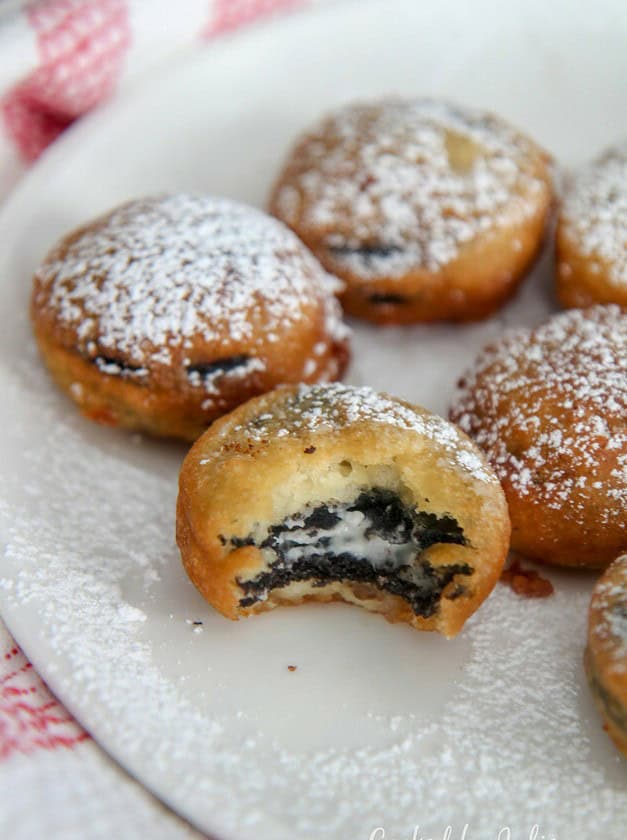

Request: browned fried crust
left=31, top=198, right=350, bottom=441
left=269, top=99, right=553, bottom=324
left=177, top=385, right=510, bottom=637
left=450, top=306, right=627, bottom=568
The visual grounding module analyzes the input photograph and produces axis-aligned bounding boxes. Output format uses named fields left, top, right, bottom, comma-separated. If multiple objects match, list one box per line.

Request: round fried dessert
left=177, top=383, right=510, bottom=638
left=557, top=143, right=627, bottom=308
left=31, top=195, right=350, bottom=441
left=269, top=98, right=553, bottom=324
left=585, top=553, right=627, bottom=756
left=450, top=305, right=627, bottom=568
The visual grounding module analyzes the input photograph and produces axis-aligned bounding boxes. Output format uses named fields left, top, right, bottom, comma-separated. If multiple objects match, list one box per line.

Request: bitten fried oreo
left=31, top=195, right=350, bottom=441
left=557, top=143, right=627, bottom=309
left=269, top=98, right=553, bottom=324
left=585, top=553, right=627, bottom=756
left=176, top=383, right=510, bottom=637
left=450, top=305, right=627, bottom=568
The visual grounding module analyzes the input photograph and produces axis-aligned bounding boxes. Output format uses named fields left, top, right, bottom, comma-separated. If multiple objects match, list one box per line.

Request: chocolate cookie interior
left=585, top=646, right=627, bottom=738
left=224, top=488, right=472, bottom=617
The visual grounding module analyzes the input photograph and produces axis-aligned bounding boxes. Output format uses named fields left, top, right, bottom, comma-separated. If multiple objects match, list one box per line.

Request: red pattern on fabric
left=1, top=0, right=130, bottom=162
left=205, top=0, right=302, bottom=36
left=0, top=643, right=88, bottom=760
left=1, top=94, right=72, bottom=163
left=0, top=0, right=307, bottom=763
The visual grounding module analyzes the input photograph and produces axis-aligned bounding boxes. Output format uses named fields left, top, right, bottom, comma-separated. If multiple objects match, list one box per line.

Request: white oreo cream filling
left=230, top=488, right=473, bottom=617
left=277, top=508, right=416, bottom=570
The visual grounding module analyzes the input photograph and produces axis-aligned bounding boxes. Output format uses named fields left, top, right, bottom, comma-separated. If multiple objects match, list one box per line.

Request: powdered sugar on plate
left=560, top=143, right=627, bottom=288
left=272, top=98, right=550, bottom=278
left=33, top=194, right=348, bottom=377
left=1, top=374, right=626, bottom=840
left=451, top=305, right=627, bottom=522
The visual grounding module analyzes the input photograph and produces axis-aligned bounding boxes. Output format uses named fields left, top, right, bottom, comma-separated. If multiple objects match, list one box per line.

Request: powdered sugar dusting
left=33, top=194, right=348, bottom=377
left=561, top=144, right=627, bottom=287
left=273, top=98, right=550, bottom=278
left=231, top=382, right=494, bottom=483
left=451, top=305, right=627, bottom=523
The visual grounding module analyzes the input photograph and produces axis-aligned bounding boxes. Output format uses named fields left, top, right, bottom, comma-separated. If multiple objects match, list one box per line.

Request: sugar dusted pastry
left=269, top=98, right=553, bottom=324
left=585, top=553, right=627, bottom=756
left=557, top=143, right=627, bottom=309
left=31, top=194, right=350, bottom=441
left=176, top=383, right=510, bottom=638
left=450, top=305, right=627, bottom=568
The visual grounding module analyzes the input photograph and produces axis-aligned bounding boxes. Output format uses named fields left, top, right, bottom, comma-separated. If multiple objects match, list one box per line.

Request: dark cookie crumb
left=329, top=243, right=406, bottom=266
left=586, top=653, right=627, bottom=734
left=234, top=488, right=471, bottom=617
left=187, top=355, right=251, bottom=380
left=445, top=584, right=467, bottom=600
left=368, top=294, right=408, bottom=305
left=227, top=535, right=256, bottom=549
left=304, top=446, right=316, bottom=454
left=612, top=603, right=627, bottom=623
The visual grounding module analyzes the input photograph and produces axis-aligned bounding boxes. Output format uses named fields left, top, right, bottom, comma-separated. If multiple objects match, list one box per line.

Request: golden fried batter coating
left=31, top=195, right=350, bottom=440
left=557, top=144, right=627, bottom=309
left=177, top=383, right=510, bottom=638
left=450, top=305, right=627, bottom=568
left=270, top=99, right=553, bottom=324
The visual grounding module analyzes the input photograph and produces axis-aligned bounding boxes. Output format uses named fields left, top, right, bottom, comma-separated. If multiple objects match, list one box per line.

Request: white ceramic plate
left=1, top=1, right=626, bottom=837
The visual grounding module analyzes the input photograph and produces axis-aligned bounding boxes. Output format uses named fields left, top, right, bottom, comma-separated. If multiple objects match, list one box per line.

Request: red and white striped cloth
left=0, top=2, right=327, bottom=836
left=0, top=0, right=309, bottom=192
